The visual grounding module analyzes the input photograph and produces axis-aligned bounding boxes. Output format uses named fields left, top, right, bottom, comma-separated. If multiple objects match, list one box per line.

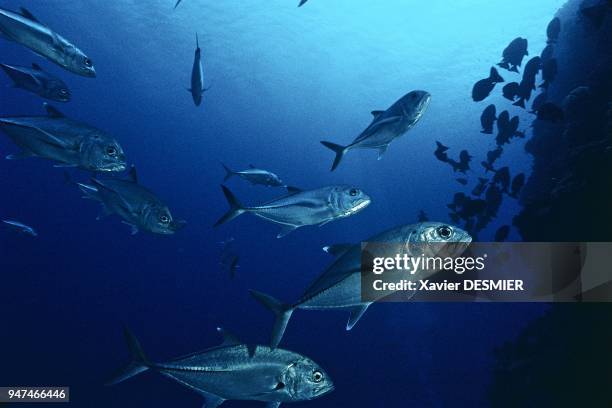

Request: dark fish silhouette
left=513, top=57, right=542, bottom=108
left=580, top=2, right=609, bottom=28
left=472, top=177, right=489, bottom=196
left=434, top=141, right=450, bottom=162
left=540, top=44, right=555, bottom=61
left=487, top=146, right=503, bottom=165
left=472, top=67, right=504, bottom=102
left=546, top=17, right=561, bottom=44
left=502, top=82, right=520, bottom=102
left=174, top=0, right=182, bottom=9
left=189, top=33, right=208, bottom=106
left=494, top=225, right=510, bottom=242
left=456, top=178, right=468, bottom=186
left=298, top=0, right=309, bottom=6
left=540, top=58, right=557, bottom=88
left=536, top=102, right=565, bottom=122
left=448, top=150, right=472, bottom=173
left=510, top=173, right=525, bottom=198
left=497, top=37, right=529, bottom=72
left=530, top=91, right=548, bottom=113
left=481, top=161, right=496, bottom=173
left=480, top=104, right=496, bottom=134
left=492, top=166, right=510, bottom=193
left=221, top=252, right=240, bottom=279
left=0, top=63, right=70, bottom=102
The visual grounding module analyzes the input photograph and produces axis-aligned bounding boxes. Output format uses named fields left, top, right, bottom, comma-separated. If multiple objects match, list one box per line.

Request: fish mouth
left=98, top=162, right=127, bottom=172
left=351, top=198, right=371, bottom=213
left=315, top=383, right=335, bottom=397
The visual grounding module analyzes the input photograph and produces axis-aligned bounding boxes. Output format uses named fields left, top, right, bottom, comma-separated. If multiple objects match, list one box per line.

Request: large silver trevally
left=76, top=166, right=186, bottom=235
left=0, top=7, right=95, bottom=77
left=0, top=63, right=71, bottom=102
left=250, top=222, right=471, bottom=348
left=214, top=184, right=371, bottom=238
left=321, top=90, right=431, bottom=171
left=0, top=103, right=126, bottom=172
left=109, top=326, right=334, bottom=408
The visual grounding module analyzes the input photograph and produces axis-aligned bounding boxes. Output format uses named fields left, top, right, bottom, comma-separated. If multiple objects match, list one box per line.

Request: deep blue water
left=0, top=0, right=566, bottom=406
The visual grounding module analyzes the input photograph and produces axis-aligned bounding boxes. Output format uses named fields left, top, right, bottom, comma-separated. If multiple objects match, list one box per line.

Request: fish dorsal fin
left=347, top=304, right=370, bottom=330
left=43, top=103, right=65, bottom=118
left=285, top=186, right=302, bottom=194
left=31, top=63, right=42, bottom=71
left=371, top=110, right=384, bottom=118
left=322, top=243, right=353, bottom=257
left=20, top=7, right=40, bottom=23
left=127, top=165, right=138, bottom=183
left=216, top=327, right=241, bottom=347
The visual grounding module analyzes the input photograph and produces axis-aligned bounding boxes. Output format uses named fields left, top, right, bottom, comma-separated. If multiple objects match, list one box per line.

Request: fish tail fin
left=195, top=32, right=199, bottom=49
left=214, top=185, right=246, bottom=227
left=320, top=141, right=348, bottom=171
left=106, top=327, right=151, bottom=386
left=77, top=182, right=100, bottom=201
left=249, top=290, right=294, bottom=349
left=221, top=163, right=235, bottom=182
left=513, top=98, right=526, bottom=108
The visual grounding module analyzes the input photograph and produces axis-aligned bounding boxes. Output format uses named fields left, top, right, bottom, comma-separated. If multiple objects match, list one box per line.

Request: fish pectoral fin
left=322, top=243, right=353, bottom=257
left=199, top=390, right=225, bottom=408
left=121, top=221, right=139, bottom=235
left=377, top=145, right=389, bottom=160
left=276, top=225, right=298, bottom=239
left=44, top=102, right=66, bottom=118
left=347, top=304, right=370, bottom=331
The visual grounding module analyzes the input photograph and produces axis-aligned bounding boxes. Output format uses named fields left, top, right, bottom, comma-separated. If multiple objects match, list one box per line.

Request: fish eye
left=349, top=188, right=358, bottom=197
left=437, top=226, right=453, bottom=239
left=313, top=371, right=323, bottom=383
left=84, top=58, right=93, bottom=67
left=160, top=215, right=170, bottom=224
left=106, top=146, right=117, bottom=156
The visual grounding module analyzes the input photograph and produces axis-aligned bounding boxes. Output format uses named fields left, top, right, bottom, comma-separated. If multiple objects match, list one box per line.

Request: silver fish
left=214, top=185, right=371, bottom=238
left=0, top=103, right=126, bottom=172
left=222, top=163, right=285, bottom=187
left=0, top=62, right=71, bottom=102
left=109, top=327, right=334, bottom=408
left=77, top=166, right=186, bottom=235
left=250, top=222, right=471, bottom=348
left=189, top=33, right=208, bottom=106
left=0, top=7, right=95, bottom=77
left=2, top=219, right=37, bottom=236
left=321, top=90, right=431, bottom=171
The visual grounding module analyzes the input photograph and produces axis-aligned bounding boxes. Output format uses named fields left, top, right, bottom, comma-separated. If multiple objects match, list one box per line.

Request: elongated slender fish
left=0, top=103, right=126, bottom=171
left=321, top=90, right=431, bottom=171
left=222, top=163, right=285, bottom=187
left=214, top=185, right=371, bottom=238
left=2, top=219, right=37, bottom=236
left=76, top=166, right=186, bottom=235
left=298, top=0, right=309, bottom=6
left=109, top=327, right=334, bottom=408
left=0, top=62, right=70, bottom=102
left=250, top=222, right=471, bottom=348
left=189, top=33, right=208, bottom=106
left=0, top=7, right=95, bottom=77
left=174, top=0, right=183, bottom=9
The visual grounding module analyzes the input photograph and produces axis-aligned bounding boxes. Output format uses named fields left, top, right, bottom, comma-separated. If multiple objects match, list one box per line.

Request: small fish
left=447, top=150, right=472, bottom=173
left=76, top=166, right=186, bottom=235
left=512, top=57, right=542, bottom=108
left=214, top=185, right=370, bottom=238
left=546, top=17, right=561, bottom=44
left=486, top=146, right=503, bottom=165
left=174, top=0, right=183, bottom=9
left=0, top=103, right=126, bottom=171
left=472, top=177, right=489, bottom=197
left=0, top=63, right=70, bottom=102
left=510, top=173, right=525, bottom=198
left=222, top=163, right=285, bottom=187
left=492, top=166, right=510, bottom=193
left=472, top=67, right=504, bottom=102
left=189, top=33, right=209, bottom=106
left=0, top=7, right=95, bottom=77
left=456, top=178, right=468, bottom=186
left=298, top=0, right=309, bottom=6
left=321, top=90, right=431, bottom=171
left=434, top=141, right=450, bottom=162
left=220, top=252, right=240, bottom=279
left=502, top=82, right=520, bottom=102
left=530, top=91, right=548, bottom=113
left=494, top=225, right=511, bottom=242
left=536, top=102, right=565, bottom=122
left=540, top=44, right=555, bottom=61
left=108, top=327, right=334, bottom=407
left=497, top=37, right=529, bottom=73
left=480, top=104, right=497, bottom=134
left=250, top=222, right=472, bottom=348
left=540, top=58, right=557, bottom=89
left=2, top=219, right=37, bottom=236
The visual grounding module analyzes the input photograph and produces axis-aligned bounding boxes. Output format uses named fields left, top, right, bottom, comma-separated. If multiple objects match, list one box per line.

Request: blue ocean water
left=0, top=0, right=566, bottom=406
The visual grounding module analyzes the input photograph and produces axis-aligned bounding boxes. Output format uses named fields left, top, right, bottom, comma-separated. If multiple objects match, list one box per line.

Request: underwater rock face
left=513, top=0, right=612, bottom=241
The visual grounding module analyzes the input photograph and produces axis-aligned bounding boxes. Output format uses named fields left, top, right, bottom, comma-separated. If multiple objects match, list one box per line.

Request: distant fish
left=536, top=102, right=565, bottom=122
left=510, top=173, right=525, bottom=198
left=434, top=141, right=450, bottom=162
left=494, top=225, right=510, bottom=242
left=321, top=90, right=431, bottom=171
left=0, top=7, right=95, bottom=77
left=222, top=163, right=285, bottom=187
left=0, top=103, right=126, bottom=171
left=220, top=252, right=240, bottom=279
left=513, top=57, right=542, bottom=108
left=0, top=63, right=70, bottom=102
left=472, top=67, right=504, bottom=102
left=480, top=104, right=497, bottom=134
left=251, top=222, right=472, bottom=348
left=472, top=177, right=489, bottom=196
left=2, top=219, right=37, bottom=236
left=492, top=166, right=510, bottom=193
left=456, top=178, right=468, bottom=186
left=77, top=166, right=186, bottom=235
left=108, top=327, right=334, bottom=406
left=214, top=185, right=370, bottom=238
left=530, top=91, right=548, bottom=113
left=174, top=0, right=183, bottom=9
left=189, top=33, right=209, bottom=106
left=448, top=150, right=472, bottom=173
left=298, top=0, right=309, bottom=6
left=546, top=17, right=561, bottom=44
left=540, top=58, right=557, bottom=89
left=497, top=37, right=529, bottom=73
left=540, top=44, right=555, bottom=61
